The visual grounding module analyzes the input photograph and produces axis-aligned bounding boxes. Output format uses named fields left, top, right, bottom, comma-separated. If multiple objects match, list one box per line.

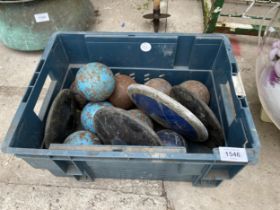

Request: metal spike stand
left=143, top=0, right=170, bottom=32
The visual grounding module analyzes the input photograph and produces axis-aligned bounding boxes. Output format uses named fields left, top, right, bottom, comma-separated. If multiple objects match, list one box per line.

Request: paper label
left=219, top=147, right=248, bottom=162
left=34, top=13, right=50, bottom=23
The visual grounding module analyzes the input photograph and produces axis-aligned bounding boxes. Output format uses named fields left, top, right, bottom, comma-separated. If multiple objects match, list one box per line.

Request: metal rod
left=220, top=13, right=272, bottom=20
left=154, top=0, right=160, bottom=10
left=165, top=0, right=169, bottom=32
left=224, top=0, right=277, bottom=5
left=242, top=0, right=255, bottom=16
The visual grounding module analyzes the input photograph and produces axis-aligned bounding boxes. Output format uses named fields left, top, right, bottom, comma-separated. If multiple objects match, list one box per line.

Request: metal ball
left=179, top=80, right=210, bottom=104
left=145, top=78, right=172, bottom=95
left=109, top=74, right=136, bottom=109
left=70, top=81, right=87, bottom=109
left=64, top=131, right=101, bottom=145
left=81, top=102, right=112, bottom=133
left=75, top=62, right=115, bottom=102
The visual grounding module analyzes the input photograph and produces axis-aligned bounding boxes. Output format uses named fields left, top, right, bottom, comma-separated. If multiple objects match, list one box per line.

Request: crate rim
left=2, top=145, right=257, bottom=165
left=42, top=31, right=234, bottom=60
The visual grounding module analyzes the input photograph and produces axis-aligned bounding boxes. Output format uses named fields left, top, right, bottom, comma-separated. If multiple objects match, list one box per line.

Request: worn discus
left=94, top=107, right=162, bottom=146
left=170, top=85, right=224, bottom=148
left=127, top=84, right=208, bottom=142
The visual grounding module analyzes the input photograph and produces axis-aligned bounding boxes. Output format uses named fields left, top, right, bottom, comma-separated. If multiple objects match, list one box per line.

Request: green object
left=202, top=0, right=224, bottom=33
left=203, top=0, right=278, bottom=36
left=0, top=0, right=93, bottom=51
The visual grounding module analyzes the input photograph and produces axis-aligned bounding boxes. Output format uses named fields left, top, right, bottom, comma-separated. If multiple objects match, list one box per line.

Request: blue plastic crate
left=2, top=32, right=260, bottom=187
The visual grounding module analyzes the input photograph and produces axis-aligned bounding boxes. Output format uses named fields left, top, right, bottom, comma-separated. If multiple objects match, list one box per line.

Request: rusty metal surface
left=179, top=80, right=210, bottom=105
left=75, top=63, right=115, bottom=102
left=144, top=78, right=172, bottom=96
left=64, top=131, right=101, bottom=145
left=108, top=74, right=136, bottom=109
left=70, top=81, right=87, bottom=109
left=81, top=102, right=112, bottom=133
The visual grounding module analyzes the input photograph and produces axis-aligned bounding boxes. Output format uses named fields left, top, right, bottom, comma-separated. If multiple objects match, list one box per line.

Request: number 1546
left=225, top=151, right=241, bottom=158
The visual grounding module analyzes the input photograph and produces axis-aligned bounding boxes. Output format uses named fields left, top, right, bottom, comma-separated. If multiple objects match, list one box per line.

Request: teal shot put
left=75, top=62, right=115, bottom=102
left=64, top=131, right=101, bottom=145
left=81, top=102, right=112, bottom=133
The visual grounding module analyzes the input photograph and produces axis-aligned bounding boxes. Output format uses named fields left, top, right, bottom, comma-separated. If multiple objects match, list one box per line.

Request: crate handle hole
left=33, top=75, right=52, bottom=120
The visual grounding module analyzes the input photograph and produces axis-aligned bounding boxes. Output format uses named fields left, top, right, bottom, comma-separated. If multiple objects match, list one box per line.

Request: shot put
left=81, top=102, right=112, bottom=133
left=70, top=80, right=87, bottom=109
left=179, top=80, right=210, bottom=104
left=75, top=62, right=115, bottom=102
left=64, top=131, right=101, bottom=145
left=145, top=78, right=172, bottom=95
left=109, top=74, right=136, bottom=109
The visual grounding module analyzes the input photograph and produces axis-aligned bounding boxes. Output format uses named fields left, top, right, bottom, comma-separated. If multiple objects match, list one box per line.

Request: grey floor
left=0, top=0, right=280, bottom=209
